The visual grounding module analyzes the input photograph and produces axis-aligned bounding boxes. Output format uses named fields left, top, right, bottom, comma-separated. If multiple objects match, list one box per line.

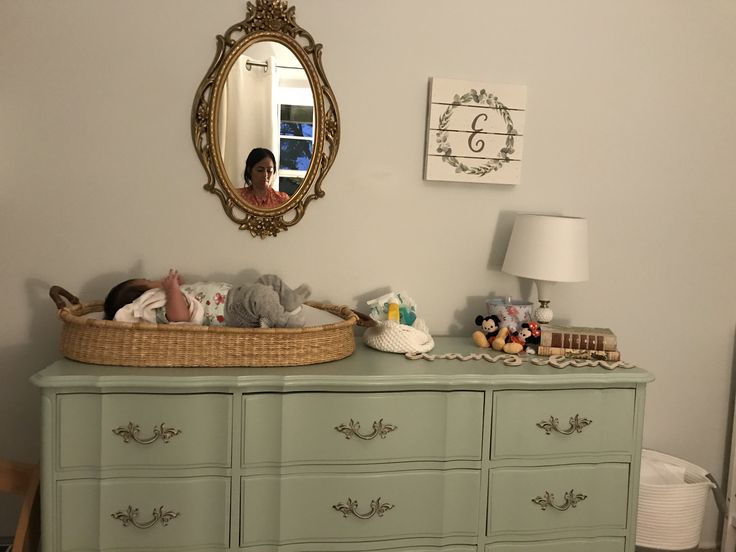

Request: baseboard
left=637, top=547, right=717, bottom=552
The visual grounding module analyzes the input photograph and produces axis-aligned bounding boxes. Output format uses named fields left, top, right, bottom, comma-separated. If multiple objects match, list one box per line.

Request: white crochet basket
left=636, top=449, right=716, bottom=550
left=362, top=319, right=434, bottom=354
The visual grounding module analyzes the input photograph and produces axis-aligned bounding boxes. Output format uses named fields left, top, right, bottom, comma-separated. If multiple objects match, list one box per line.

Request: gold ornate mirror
left=192, top=0, right=340, bottom=238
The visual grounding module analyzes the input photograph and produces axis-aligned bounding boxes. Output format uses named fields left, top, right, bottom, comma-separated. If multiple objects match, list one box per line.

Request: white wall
left=2, top=0, right=735, bottom=545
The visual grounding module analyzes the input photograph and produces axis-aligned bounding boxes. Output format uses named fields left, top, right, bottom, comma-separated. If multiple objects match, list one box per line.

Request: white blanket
left=113, top=288, right=204, bottom=325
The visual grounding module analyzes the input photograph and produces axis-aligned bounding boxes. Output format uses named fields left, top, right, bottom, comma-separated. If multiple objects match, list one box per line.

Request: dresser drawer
left=241, top=469, right=480, bottom=546
left=242, top=391, right=483, bottom=466
left=491, top=389, right=635, bottom=460
left=485, top=537, right=625, bottom=552
left=57, top=476, right=230, bottom=551
left=488, top=463, right=629, bottom=536
left=57, top=393, right=232, bottom=469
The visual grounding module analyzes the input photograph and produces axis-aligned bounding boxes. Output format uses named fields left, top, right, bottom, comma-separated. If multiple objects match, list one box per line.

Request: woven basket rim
left=641, top=448, right=714, bottom=485
left=57, top=300, right=358, bottom=334
left=50, top=284, right=359, bottom=367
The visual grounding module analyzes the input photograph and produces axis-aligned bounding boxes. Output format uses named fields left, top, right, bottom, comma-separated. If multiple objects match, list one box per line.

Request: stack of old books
left=538, top=325, right=620, bottom=361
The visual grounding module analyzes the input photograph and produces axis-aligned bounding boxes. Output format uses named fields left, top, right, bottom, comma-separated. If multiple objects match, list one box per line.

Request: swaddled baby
left=103, top=270, right=311, bottom=328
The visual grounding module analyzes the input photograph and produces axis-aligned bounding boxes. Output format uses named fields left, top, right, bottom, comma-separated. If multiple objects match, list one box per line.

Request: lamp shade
left=502, top=214, right=589, bottom=283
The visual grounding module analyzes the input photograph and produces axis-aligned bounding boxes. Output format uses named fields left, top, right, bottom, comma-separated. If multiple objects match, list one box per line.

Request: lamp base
left=534, top=300, right=554, bottom=324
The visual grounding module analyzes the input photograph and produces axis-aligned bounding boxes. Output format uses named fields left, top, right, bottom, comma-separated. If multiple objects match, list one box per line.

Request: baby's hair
left=103, top=279, right=150, bottom=320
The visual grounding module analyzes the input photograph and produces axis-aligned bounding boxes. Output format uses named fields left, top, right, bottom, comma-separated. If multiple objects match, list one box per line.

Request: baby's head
left=103, top=278, right=157, bottom=320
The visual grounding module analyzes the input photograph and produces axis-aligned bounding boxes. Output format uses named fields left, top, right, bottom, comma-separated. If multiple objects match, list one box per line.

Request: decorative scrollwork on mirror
left=192, top=0, right=340, bottom=238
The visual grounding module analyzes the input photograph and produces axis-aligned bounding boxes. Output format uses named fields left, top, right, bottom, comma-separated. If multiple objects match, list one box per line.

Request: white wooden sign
left=424, top=77, right=527, bottom=185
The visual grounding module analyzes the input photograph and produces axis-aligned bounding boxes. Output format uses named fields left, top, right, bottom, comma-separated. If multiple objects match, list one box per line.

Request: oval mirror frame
left=192, top=0, right=340, bottom=238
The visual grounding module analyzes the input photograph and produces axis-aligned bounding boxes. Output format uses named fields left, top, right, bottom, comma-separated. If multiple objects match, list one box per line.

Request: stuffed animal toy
left=516, top=322, right=541, bottom=353
left=224, top=276, right=311, bottom=328
left=472, top=315, right=500, bottom=348
left=475, top=315, right=500, bottom=338
left=472, top=315, right=523, bottom=353
left=517, top=322, right=541, bottom=344
left=509, top=330, right=526, bottom=348
left=491, top=327, right=524, bottom=354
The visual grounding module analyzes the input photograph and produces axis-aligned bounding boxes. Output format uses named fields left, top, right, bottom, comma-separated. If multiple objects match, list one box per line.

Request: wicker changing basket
left=50, top=286, right=360, bottom=367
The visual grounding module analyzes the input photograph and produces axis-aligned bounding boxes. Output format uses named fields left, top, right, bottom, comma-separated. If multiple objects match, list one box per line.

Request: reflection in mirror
left=218, top=41, right=315, bottom=202
left=240, top=147, right=288, bottom=208
left=192, top=0, right=340, bottom=238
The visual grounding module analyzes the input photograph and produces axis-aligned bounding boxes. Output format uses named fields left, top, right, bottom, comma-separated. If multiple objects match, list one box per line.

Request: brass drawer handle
left=332, top=497, right=394, bottom=519
left=111, top=505, right=180, bottom=528
left=532, top=490, right=587, bottom=511
left=112, top=422, right=182, bottom=444
left=334, top=418, right=397, bottom=440
left=536, top=414, right=591, bottom=435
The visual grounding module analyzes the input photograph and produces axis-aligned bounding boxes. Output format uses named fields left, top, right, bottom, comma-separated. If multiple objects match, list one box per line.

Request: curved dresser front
left=32, top=337, right=653, bottom=552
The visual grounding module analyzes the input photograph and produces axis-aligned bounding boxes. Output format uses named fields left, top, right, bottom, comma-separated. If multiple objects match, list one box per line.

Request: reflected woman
left=239, top=148, right=289, bottom=208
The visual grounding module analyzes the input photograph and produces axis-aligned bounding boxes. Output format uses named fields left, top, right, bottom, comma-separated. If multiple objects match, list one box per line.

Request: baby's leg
left=256, top=274, right=311, bottom=312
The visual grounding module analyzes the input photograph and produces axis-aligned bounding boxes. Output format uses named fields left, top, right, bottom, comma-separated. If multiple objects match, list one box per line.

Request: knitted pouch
left=362, top=319, right=434, bottom=354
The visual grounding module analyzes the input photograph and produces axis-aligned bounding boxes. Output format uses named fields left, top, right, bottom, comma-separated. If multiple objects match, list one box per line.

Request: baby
left=104, top=270, right=311, bottom=328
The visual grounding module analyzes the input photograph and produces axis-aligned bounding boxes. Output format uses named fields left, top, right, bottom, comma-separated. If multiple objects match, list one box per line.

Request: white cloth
left=113, top=288, right=204, bottom=325
left=301, top=304, right=343, bottom=326
left=640, top=456, right=687, bottom=485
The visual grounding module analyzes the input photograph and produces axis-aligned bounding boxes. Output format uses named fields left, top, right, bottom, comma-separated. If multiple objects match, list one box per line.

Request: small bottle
left=387, top=302, right=400, bottom=322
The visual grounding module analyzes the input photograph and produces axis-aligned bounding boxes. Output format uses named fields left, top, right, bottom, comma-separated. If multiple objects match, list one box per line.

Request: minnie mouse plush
left=517, top=322, right=541, bottom=353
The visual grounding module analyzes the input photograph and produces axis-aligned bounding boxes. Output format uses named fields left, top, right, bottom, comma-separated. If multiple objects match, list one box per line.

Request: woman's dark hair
left=243, top=147, right=277, bottom=186
left=103, top=279, right=149, bottom=320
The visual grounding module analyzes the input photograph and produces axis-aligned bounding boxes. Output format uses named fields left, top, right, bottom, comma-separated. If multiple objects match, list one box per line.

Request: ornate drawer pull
left=111, top=505, right=180, bottom=528
left=112, top=422, right=182, bottom=444
left=536, top=414, right=592, bottom=435
left=332, top=497, right=394, bottom=519
left=532, top=490, right=587, bottom=511
left=334, top=418, right=397, bottom=440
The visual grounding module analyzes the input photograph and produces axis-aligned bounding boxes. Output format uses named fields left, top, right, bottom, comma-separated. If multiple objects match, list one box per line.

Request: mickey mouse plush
left=472, top=314, right=501, bottom=348
left=475, top=315, right=500, bottom=339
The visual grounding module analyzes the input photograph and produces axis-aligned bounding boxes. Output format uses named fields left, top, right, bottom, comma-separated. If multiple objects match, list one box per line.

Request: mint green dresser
left=32, top=337, right=653, bottom=552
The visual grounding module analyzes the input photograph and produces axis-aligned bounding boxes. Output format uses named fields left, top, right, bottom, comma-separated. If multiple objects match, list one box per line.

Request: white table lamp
left=501, top=214, right=589, bottom=323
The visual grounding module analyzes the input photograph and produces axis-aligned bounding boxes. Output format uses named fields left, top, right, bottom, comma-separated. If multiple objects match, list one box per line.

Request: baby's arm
left=161, top=269, right=191, bottom=322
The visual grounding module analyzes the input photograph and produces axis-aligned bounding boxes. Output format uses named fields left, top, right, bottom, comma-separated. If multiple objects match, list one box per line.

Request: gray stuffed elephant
left=224, top=274, right=311, bottom=328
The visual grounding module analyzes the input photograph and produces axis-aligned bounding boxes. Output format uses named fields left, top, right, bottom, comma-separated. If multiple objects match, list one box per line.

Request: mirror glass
left=192, top=0, right=340, bottom=238
left=218, top=41, right=315, bottom=204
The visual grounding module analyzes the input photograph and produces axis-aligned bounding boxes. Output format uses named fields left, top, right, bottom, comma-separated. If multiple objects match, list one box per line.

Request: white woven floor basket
left=636, top=449, right=715, bottom=550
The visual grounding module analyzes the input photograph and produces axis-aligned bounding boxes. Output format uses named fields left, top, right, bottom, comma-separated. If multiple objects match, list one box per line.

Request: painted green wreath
left=436, top=89, right=517, bottom=176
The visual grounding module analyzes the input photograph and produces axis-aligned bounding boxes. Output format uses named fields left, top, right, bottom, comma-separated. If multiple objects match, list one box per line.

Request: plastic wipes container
left=636, top=449, right=717, bottom=550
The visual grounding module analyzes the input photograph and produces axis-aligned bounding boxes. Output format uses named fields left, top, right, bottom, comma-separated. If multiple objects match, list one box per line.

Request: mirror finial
left=245, top=0, right=298, bottom=35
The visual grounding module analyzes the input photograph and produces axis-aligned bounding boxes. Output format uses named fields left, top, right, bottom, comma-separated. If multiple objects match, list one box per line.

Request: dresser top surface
left=32, top=337, right=653, bottom=390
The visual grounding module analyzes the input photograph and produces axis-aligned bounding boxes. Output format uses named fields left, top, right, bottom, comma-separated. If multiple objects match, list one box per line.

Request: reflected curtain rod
left=245, top=60, right=304, bottom=72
